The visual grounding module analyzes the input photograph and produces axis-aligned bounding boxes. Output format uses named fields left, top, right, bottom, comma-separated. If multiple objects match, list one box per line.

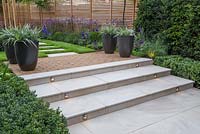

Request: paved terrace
left=9, top=52, right=135, bottom=75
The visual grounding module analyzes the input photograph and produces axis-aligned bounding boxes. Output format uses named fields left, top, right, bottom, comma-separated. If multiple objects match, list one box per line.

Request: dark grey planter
left=15, top=41, right=39, bottom=71
left=0, top=42, right=4, bottom=51
left=117, top=36, right=134, bottom=57
left=4, top=45, right=17, bottom=64
left=102, top=34, right=117, bottom=54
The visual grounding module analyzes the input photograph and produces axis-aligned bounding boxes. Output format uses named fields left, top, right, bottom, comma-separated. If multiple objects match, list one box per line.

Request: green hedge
left=0, top=64, right=69, bottom=134
left=135, top=0, right=200, bottom=60
left=154, top=55, right=200, bottom=88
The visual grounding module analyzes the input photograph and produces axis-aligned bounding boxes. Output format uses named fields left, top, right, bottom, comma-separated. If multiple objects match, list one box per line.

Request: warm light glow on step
left=64, top=94, right=69, bottom=99
left=136, top=64, right=139, bottom=67
left=82, top=114, right=88, bottom=120
left=176, top=87, right=180, bottom=92
left=154, top=74, right=157, bottom=78
left=50, top=77, right=55, bottom=82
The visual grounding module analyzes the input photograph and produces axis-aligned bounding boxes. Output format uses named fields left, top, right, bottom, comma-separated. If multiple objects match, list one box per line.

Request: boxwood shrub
left=154, top=55, right=200, bottom=88
left=0, top=64, right=69, bottom=134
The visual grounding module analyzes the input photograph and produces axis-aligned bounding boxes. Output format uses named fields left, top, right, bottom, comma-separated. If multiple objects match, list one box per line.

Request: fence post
left=2, top=0, right=7, bottom=27
left=70, top=0, right=73, bottom=31
left=70, top=0, right=73, bottom=17
left=12, top=0, right=16, bottom=27
left=7, top=0, right=12, bottom=27
left=90, top=0, right=93, bottom=20
left=110, top=0, right=112, bottom=23
left=28, top=3, right=31, bottom=24
left=133, top=0, right=137, bottom=22
left=54, top=0, right=56, bottom=18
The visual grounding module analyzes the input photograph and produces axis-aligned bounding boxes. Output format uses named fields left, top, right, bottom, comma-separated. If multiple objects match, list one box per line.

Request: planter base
left=4, top=45, right=17, bottom=64
left=19, top=63, right=37, bottom=71
left=103, top=35, right=117, bottom=54
left=117, top=36, right=134, bottom=58
left=15, top=41, right=39, bottom=71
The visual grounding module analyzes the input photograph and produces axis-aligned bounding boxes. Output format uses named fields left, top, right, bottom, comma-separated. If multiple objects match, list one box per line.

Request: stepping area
left=39, top=42, right=66, bottom=54
left=48, top=52, right=78, bottom=57
left=69, top=88, right=200, bottom=134
left=9, top=51, right=135, bottom=75
left=15, top=54, right=198, bottom=134
left=11, top=52, right=200, bottom=134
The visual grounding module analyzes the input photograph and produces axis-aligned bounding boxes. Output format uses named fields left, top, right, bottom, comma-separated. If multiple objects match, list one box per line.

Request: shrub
left=115, top=27, right=135, bottom=37
left=135, top=0, right=200, bottom=60
left=135, top=0, right=169, bottom=39
left=132, top=39, right=168, bottom=58
left=0, top=63, right=69, bottom=134
left=49, top=32, right=66, bottom=41
left=63, top=33, right=80, bottom=44
left=100, top=25, right=117, bottom=36
left=154, top=55, right=200, bottom=88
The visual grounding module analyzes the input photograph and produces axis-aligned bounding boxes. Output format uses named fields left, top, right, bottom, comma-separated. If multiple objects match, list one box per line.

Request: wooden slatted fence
left=2, top=0, right=139, bottom=27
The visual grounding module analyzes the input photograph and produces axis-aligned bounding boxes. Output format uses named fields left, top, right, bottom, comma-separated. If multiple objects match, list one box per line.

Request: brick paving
left=10, top=52, right=136, bottom=75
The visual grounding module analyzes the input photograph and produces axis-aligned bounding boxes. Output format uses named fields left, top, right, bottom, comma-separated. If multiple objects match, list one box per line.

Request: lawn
left=40, top=39, right=95, bottom=54
left=0, top=52, right=6, bottom=61
left=0, top=40, right=95, bottom=61
left=0, top=51, right=47, bottom=61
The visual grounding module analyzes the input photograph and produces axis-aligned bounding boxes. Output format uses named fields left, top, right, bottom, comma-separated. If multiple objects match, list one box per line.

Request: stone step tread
left=39, top=46, right=58, bottom=49
left=39, top=48, right=65, bottom=52
left=21, top=58, right=153, bottom=80
left=39, top=42, right=47, bottom=45
left=30, top=65, right=170, bottom=98
left=68, top=88, right=200, bottom=134
left=48, top=52, right=78, bottom=57
left=50, top=75, right=193, bottom=118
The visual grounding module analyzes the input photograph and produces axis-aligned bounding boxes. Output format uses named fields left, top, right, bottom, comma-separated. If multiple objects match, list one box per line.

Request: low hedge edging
left=0, top=64, right=69, bottom=133
left=154, top=55, right=200, bottom=88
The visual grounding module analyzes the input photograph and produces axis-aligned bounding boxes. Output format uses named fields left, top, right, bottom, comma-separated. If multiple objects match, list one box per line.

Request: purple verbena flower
left=42, top=25, right=51, bottom=36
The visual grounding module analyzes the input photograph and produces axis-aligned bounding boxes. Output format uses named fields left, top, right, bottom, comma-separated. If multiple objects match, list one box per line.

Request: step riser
left=67, top=82, right=193, bottom=126
left=42, top=70, right=170, bottom=103
left=27, top=60, right=153, bottom=86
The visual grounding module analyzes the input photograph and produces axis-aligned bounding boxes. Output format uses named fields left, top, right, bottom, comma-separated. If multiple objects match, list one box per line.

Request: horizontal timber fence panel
left=2, top=0, right=139, bottom=27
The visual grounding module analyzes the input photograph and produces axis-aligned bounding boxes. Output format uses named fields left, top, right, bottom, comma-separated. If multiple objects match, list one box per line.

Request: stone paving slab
left=39, top=48, right=65, bottom=52
left=131, top=107, right=200, bottom=134
left=39, top=42, right=47, bottom=45
left=48, top=52, right=78, bottom=57
left=39, top=46, right=57, bottom=49
left=69, top=88, right=200, bottom=134
left=50, top=75, right=193, bottom=119
left=29, top=65, right=170, bottom=98
left=9, top=52, right=135, bottom=75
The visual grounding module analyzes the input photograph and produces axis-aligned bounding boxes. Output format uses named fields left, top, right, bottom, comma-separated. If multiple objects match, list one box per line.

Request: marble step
left=69, top=88, right=199, bottom=134
left=30, top=65, right=171, bottom=103
left=22, top=58, right=153, bottom=86
left=50, top=75, right=194, bottom=126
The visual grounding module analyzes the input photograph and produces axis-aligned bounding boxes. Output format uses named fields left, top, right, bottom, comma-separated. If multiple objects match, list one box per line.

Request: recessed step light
left=64, top=94, right=69, bottom=99
left=50, top=77, right=55, bottom=82
left=82, top=114, right=88, bottom=121
left=176, top=87, right=180, bottom=92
